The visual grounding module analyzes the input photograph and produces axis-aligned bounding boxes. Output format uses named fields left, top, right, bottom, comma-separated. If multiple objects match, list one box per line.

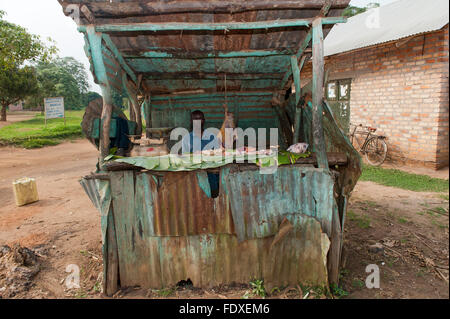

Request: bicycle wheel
left=365, top=137, right=388, bottom=166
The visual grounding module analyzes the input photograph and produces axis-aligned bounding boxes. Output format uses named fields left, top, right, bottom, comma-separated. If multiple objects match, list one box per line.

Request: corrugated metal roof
left=325, top=0, right=449, bottom=56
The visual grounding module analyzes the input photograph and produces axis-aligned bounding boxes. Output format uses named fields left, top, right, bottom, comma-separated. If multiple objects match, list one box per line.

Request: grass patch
left=347, top=210, right=371, bottom=229
left=0, top=111, right=84, bottom=149
left=360, top=165, right=449, bottom=193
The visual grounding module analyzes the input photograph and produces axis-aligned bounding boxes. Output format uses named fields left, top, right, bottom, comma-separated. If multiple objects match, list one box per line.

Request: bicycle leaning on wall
left=349, top=123, right=388, bottom=166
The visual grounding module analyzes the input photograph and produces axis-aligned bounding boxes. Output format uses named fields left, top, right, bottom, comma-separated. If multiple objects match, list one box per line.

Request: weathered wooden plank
left=152, top=91, right=273, bottom=101
left=86, top=26, right=113, bottom=162
left=280, top=31, right=312, bottom=90
left=312, top=18, right=329, bottom=169
left=80, top=4, right=95, bottom=24
left=104, top=208, right=119, bottom=296
left=141, top=72, right=284, bottom=80
left=292, top=56, right=307, bottom=144
left=123, top=74, right=143, bottom=136
left=327, top=203, right=342, bottom=285
left=77, top=0, right=349, bottom=16
left=78, top=17, right=346, bottom=33
left=123, top=49, right=294, bottom=59
left=290, top=56, right=301, bottom=106
left=102, top=34, right=137, bottom=84
left=110, top=171, right=139, bottom=286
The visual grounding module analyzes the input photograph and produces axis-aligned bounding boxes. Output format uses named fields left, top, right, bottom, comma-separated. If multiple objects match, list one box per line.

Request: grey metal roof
left=324, top=0, right=449, bottom=56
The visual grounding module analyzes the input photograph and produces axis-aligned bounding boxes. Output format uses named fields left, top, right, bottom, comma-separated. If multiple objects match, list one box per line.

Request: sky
left=0, top=0, right=399, bottom=94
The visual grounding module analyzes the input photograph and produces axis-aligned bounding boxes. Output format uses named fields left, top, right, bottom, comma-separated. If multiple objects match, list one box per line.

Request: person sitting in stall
left=182, top=110, right=221, bottom=197
left=182, top=110, right=221, bottom=154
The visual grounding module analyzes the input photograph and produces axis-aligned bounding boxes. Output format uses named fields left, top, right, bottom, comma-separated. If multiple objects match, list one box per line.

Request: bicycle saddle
left=368, top=127, right=377, bottom=132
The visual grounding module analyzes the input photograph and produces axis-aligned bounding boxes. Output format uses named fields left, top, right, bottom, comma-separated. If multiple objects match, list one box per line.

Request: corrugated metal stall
left=81, top=165, right=338, bottom=292
left=60, top=0, right=362, bottom=296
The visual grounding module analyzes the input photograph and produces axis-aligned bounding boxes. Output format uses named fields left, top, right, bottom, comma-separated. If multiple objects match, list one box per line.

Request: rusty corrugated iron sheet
left=110, top=215, right=329, bottom=291
left=109, top=170, right=235, bottom=237
left=224, top=166, right=335, bottom=241
left=83, top=167, right=336, bottom=290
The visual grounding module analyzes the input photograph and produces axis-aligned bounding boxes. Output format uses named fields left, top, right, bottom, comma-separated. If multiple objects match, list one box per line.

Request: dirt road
left=0, top=140, right=101, bottom=298
left=0, top=140, right=448, bottom=299
left=0, top=112, right=38, bottom=129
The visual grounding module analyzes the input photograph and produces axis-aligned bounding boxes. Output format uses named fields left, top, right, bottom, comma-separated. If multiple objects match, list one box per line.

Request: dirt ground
left=0, top=112, right=38, bottom=129
left=0, top=139, right=448, bottom=299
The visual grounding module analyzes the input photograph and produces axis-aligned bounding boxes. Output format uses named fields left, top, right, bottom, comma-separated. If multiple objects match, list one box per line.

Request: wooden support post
left=292, top=55, right=307, bottom=144
left=86, top=26, right=113, bottom=166
left=123, top=74, right=143, bottom=137
left=128, top=99, right=136, bottom=123
left=290, top=56, right=301, bottom=107
left=143, top=95, right=152, bottom=138
left=312, top=18, right=328, bottom=169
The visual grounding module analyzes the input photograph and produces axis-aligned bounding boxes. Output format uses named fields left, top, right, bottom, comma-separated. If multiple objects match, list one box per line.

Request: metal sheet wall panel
left=223, top=166, right=334, bottom=242
left=110, top=215, right=329, bottom=291
left=109, top=171, right=235, bottom=238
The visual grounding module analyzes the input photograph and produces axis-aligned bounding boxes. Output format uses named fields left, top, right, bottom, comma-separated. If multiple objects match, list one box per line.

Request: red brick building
left=302, top=0, right=449, bottom=169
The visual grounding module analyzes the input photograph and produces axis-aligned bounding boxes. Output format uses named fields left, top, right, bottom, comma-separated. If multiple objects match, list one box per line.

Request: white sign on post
left=44, top=97, right=65, bottom=126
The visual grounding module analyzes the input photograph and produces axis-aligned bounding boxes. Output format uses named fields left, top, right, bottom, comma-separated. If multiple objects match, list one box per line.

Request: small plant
left=357, top=215, right=371, bottom=229
left=93, top=281, right=102, bottom=293
left=352, top=279, right=365, bottom=288
left=270, top=287, right=281, bottom=295
left=339, top=268, right=349, bottom=280
left=249, top=279, right=266, bottom=298
left=74, top=289, right=88, bottom=299
left=330, top=283, right=349, bottom=298
left=398, top=217, right=408, bottom=224
left=156, top=288, right=174, bottom=297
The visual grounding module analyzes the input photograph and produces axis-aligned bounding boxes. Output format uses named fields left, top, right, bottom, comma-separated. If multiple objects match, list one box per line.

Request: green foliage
left=0, top=66, right=38, bottom=120
left=155, top=288, right=174, bottom=297
left=250, top=279, right=267, bottom=298
left=342, top=3, right=380, bottom=17
left=26, top=57, right=90, bottom=110
left=361, top=165, right=449, bottom=193
left=330, top=283, right=349, bottom=298
left=0, top=110, right=84, bottom=148
left=0, top=10, right=57, bottom=70
left=347, top=210, right=371, bottom=229
left=0, top=10, right=57, bottom=121
left=352, top=279, right=365, bottom=288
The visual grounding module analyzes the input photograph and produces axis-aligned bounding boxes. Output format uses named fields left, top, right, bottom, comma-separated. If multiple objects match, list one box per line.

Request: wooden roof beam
left=77, top=17, right=346, bottom=33
left=123, top=49, right=295, bottom=59
left=277, top=2, right=345, bottom=92
left=151, top=91, right=274, bottom=101
left=76, top=1, right=350, bottom=17
left=141, top=72, right=284, bottom=80
left=101, top=34, right=138, bottom=85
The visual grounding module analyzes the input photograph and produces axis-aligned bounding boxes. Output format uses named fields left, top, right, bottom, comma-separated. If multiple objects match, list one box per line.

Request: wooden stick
left=311, top=18, right=328, bottom=169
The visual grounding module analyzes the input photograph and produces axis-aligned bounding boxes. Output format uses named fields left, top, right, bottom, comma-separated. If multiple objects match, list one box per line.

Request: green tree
left=342, top=3, right=380, bottom=17
left=27, top=57, right=90, bottom=110
left=0, top=66, right=38, bottom=121
left=0, top=10, right=55, bottom=70
left=0, top=10, right=56, bottom=121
